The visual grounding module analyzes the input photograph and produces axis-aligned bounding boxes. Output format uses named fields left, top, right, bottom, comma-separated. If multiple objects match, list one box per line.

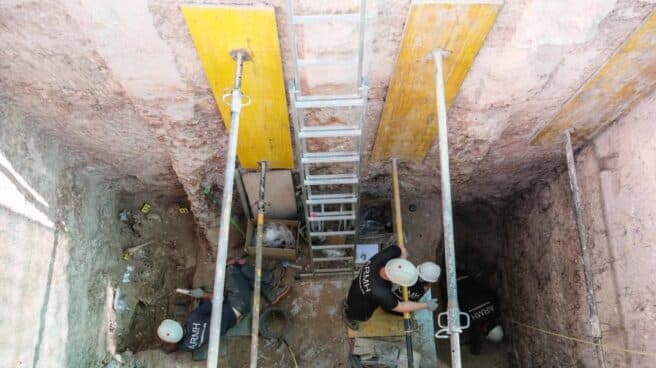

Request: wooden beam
left=347, top=308, right=406, bottom=338
left=532, top=11, right=656, bottom=146
left=371, top=2, right=501, bottom=162
left=182, top=5, right=294, bottom=169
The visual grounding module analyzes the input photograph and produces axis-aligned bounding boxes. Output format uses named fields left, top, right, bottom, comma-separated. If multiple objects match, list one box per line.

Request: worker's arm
left=189, top=288, right=213, bottom=300
left=392, top=301, right=427, bottom=313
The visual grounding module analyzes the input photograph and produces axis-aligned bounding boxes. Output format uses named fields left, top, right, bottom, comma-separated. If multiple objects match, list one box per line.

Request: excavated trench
left=3, top=96, right=655, bottom=367
left=2, top=1, right=656, bottom=366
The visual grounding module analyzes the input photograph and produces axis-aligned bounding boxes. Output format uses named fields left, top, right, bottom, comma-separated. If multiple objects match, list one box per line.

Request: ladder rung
left=314, top=256, right=353, bottom=262
left=292, top=13, right=360, bottom=24
left=310, top=230, right=356, bottom=237
left=297, top=93, right=361, bottom=101
left=312, top=268, right=354, bottom=273
left=306, top=194, right=358, bottom=205
left=295, top=97, right=364, bottom=109
left=309, top=193, right=356, bottom=199
left=302, top=152, right=360, bottom=164
left=307, top=214, right=356, bottom=222
left=298, top=58, right=358, bottom=67
left=312, top=244, right=355, bottom=250
left=299, top=126, right=361, bottom=138
left=305, top=174, right=358, bottom=186
left=299, top=270, right=355, bottom=278
left=309, top=210, right=353, bottom=216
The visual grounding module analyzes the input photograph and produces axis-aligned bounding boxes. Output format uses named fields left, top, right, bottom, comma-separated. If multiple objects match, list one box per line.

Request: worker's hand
left=190, top=288, right=206, bottom=298
left=425, top=298, right=439, bottom=312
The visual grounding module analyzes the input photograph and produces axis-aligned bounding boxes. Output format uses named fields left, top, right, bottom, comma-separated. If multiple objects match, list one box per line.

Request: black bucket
left=259, top=308, right=290, bottom=340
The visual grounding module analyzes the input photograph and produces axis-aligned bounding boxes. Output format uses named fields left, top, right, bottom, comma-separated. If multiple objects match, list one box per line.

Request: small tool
left=122, top=240, right=155, bottom=260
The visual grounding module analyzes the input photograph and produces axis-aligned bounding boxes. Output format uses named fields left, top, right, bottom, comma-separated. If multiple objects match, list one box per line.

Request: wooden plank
left=242, top=170, right=297, bottom=219
left=371, top=2, right=501, bottom=161
left=532, top=11, right=656, bottom=146
left=181, top=5, right=294, bottom=169
left=347, top=308, right=406, bottom=338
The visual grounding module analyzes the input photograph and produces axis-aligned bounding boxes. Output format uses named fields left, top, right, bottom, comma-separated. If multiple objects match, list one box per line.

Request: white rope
left=510, top=319, right=656, bottom=358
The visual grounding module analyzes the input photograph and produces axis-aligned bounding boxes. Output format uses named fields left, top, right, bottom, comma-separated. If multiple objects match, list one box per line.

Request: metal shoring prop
left=249, top=161, right=268, bottom=368
left=391, top=158, right=414, bottom=367
left=207, top=49, right=252, bottom=368
left=563, top=130, right=607, bottom=368
left=432, top=49, right=465, bottom=368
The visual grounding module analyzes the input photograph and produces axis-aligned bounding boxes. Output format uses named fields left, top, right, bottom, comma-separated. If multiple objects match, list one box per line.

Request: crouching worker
left=157, top=259, right=290, bottom=353
left=343, top=244, right=439, bottom=330
left=452, top=273, right=503, bottom=354
left=393, top=261, right=441, bottom=302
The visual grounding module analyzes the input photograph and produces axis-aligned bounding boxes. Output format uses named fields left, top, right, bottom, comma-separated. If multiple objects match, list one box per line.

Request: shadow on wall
left=0, top=117, right=129, bottom=367
left=453, top=203, right=505, bottom=284
left=0, top=148, right=60, bottom=367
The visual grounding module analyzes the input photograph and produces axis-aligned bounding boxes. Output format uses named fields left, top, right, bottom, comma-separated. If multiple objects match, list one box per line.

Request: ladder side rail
left=356, top=0, right=367, bottom=89
left=288, top=80, right=315, bottom=273
left=286, top=0, right=301, bottom=89
left=351, top=81, right=369, bottom=271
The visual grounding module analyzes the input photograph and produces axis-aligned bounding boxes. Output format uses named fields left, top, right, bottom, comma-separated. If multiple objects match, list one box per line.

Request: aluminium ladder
left=287, top=0, right=369, bottom=276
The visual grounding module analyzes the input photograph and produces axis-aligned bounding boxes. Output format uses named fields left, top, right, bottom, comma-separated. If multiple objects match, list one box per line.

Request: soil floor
left=221, top=277, right=352, bottom=368
left=113, top=193, right=200, bottom=354
left=436, top=339, right=509, bottom=368
left=119, top=275, right=352, bottom=367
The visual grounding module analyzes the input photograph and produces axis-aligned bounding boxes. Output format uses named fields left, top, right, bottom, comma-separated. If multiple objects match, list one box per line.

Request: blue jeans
left=224, top=264, right=275, bottom=316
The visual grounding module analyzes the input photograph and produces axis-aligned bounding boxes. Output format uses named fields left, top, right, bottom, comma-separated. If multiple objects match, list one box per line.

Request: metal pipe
left=249, top=161, right=268, bottom=367
left=391, top=158, right=414, bottom=367
left=286, top=79, right=314, bottom=275
left=563, top=130, right=607, bottom=368
left=207, top=50, right=249, bottom=368
left=433, top=49, right=463, bottom=368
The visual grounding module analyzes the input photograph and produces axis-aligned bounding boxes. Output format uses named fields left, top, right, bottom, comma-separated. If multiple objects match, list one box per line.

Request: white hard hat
left=158, top=319, right=184, bottom=343
left=486, top=325, right=504, bottom=343
left=384, top=258, right=419, bottom=287
left=417, top=262, right=441, bottom=282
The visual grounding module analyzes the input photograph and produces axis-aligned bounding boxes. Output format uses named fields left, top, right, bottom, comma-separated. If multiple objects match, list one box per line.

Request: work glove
left=190, top=288, right=206, bottom=298
left=426, top=298, right=439, bottom=312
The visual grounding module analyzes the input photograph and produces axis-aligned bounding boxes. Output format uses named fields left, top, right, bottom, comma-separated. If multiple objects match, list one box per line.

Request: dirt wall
left=1, top=105, right=138, bottom=367
left=0, top=105, right=116, bottom=367
left=502, top=90, right=656, bottom=367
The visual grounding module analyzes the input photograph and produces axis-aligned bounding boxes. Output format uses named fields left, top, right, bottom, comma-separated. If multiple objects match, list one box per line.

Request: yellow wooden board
left=182, top=5, right=294, bottom=169
left=347, top=308, right=407, bottom=338
left=371, top=2, right=501, bottom=161
left=532, top=11, right=656, bottom=146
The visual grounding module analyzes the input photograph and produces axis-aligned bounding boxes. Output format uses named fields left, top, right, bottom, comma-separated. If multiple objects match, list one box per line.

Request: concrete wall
left=0, top=105, right=127, bottom=367
left=502, top=90, right=656, bottom=367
